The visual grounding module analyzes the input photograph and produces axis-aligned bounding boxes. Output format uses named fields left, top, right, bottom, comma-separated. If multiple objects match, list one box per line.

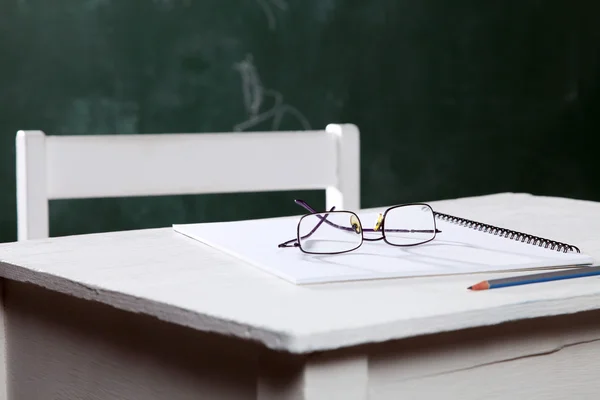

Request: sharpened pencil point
left=467, top=286, right=473, bottom=290
left=469, top=281, right=490, bottom=291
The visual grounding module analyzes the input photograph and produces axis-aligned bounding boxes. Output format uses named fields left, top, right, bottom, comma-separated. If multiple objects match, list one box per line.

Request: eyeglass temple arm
left=277, top=238, right=300, bottom=248
left=277, top=205, right=338, bottom=248
left=293, top=199, right=321, bottom=214
left=278, top=199, right=357, bottom=248
left=294, top=200, right=356, bottom=233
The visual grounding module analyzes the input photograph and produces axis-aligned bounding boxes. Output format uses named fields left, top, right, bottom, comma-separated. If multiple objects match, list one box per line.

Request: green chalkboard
left=1, top=0, right=600, bottom=242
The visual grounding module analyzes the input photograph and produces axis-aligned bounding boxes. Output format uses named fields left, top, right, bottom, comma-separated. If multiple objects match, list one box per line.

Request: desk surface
left=1, top=192, right=600, bottom=354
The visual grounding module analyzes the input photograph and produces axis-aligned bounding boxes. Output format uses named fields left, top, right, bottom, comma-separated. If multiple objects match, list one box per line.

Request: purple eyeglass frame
left=277, top=199, right=442, bottom=255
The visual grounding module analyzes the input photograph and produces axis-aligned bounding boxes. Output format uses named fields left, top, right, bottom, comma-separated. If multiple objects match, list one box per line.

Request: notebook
left=173, top=209, right=594, bottom=285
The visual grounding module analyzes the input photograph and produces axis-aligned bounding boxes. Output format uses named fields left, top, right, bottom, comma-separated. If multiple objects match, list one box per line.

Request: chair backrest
left=16, top=124, right=360, bottom=240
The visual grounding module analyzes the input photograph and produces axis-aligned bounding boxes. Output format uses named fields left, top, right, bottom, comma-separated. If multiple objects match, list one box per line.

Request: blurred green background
left=1, top=0, right=599, bottom=242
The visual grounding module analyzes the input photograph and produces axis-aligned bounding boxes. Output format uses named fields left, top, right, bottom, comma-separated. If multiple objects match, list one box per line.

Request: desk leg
left=258, top=351, right=368, bottom=400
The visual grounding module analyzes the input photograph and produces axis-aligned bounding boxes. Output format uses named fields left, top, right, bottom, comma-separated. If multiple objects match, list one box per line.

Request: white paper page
left=173, top=211, right=594, bottom=285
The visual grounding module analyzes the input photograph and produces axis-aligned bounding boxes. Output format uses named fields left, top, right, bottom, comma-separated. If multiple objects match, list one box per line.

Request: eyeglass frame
left=277, top=199, right=442, bottom=255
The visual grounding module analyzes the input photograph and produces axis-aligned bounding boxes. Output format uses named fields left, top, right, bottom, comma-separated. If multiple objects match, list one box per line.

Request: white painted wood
left=0, top=281, right=6, bottom=400
left=8, top=279, right=600, bottom=400
left=325, top=123, right=360, bottom=211
left=258, top=352, right=368, bottom=400
left=368, top=313, right=600, bottom=399
left=15, top=124, right=361, bottom=240
left=15, top=131, right=49, bottom=240
left=301, top=353, right=367, bottom=400
left=2, top=193, right=600, bottom=354
left=4, top=280, right=258, bottom=400
left=44, top=131, right=336, bottom=199
left=398, top=341, right=600, bottom=400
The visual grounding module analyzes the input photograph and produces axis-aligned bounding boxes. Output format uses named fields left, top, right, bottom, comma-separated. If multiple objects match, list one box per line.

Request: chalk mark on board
left=256, top=0, right=288, bottom=30
left=233, top=54, right=311, bottom=132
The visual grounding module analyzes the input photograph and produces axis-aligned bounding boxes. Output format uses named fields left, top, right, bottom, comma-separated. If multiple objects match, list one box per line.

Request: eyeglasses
left=278, top=199, right=442, bottom=254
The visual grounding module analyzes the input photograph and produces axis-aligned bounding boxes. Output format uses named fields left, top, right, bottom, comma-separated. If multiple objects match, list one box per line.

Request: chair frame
left=16, top=124, right=360, bottom=240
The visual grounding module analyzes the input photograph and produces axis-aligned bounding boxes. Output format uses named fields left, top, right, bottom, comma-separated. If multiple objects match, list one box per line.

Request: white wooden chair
left=16, top=124, right=360, bottom=240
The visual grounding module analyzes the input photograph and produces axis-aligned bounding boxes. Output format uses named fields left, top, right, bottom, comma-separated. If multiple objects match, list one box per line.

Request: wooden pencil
left=468, top=265, right=600, bottom=291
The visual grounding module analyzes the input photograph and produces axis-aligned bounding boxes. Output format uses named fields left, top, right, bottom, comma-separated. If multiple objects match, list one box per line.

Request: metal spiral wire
left=433, top=211, right=580, bottom=253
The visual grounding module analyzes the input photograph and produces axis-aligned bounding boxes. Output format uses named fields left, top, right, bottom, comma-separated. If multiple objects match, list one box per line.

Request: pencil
left=468, top=265, right=600, bottom=291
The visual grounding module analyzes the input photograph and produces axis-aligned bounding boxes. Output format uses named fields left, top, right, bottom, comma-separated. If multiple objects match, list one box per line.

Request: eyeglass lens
left=383, top=205, right=436, bottom=245
left=298, top=211, right=363, bottom=254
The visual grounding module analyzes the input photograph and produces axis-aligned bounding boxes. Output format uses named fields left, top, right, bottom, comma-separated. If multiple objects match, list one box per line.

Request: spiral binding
left=433, top=211, right=580, bottom=254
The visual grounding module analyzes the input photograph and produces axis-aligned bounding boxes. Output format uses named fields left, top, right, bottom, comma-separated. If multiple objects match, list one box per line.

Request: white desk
left=1, top=193, right=600, bottom=399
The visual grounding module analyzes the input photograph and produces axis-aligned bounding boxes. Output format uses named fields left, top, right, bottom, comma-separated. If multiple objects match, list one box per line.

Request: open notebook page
left=173, top=211, right=594, bottom=285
